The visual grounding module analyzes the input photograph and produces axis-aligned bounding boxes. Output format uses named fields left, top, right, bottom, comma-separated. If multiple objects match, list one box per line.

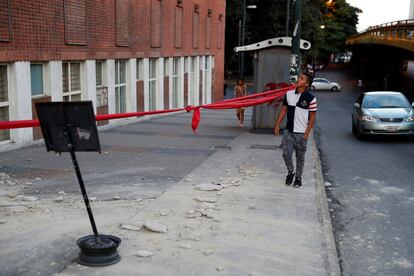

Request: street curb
left=313, top=136, right=341, bottom=276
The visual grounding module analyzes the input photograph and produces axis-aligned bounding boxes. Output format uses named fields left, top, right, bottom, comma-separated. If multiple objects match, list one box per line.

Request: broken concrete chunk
left=178, top=244, right=192, bottom=249
left=198, top=202, right=217, bottom=210
left=196, top=183, right=222, bottom=191
left=54, top=196, right=64, bottom=202
left=120, top=223, right=144, bottom=231
left=0, top=220, right=6, bottom=224
left=112, top=195, right=121, bottom=200
left=19, top=196, right=38, bottom=202
left=135, top=250, right=153, bottom=258
left=144, top=221, right=168, bottom=233
left=200, top=209, right=216, bottom=219
left=325, top=182, right=332, bottom=187
left=7, top=193, right=18, bottom=199
left=186, top=210, right=199, bottom=219
left=203, top=250, right=213, bottom=256
left=195, top=196, right=217, bottom=203
left=58, top=191, right=65, bottom=195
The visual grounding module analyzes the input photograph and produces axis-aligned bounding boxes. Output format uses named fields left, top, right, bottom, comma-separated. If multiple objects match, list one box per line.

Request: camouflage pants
left=280, top=130, right=308, bottom=178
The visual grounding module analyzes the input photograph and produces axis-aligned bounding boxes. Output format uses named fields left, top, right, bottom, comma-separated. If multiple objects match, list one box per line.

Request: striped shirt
left=283, top=89, right=317, bottom=133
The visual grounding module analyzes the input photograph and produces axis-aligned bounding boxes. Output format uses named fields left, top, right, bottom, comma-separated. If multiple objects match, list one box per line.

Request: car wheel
left=310, top=86, right=316, bottom=91
left=356, top=124, right=364, bottom=140
left=331, top=86, right=338, bottom=92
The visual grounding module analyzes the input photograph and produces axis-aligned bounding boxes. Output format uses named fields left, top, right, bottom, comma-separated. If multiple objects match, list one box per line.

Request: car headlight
left=360, top=115, right=378, bottom=122
left=405, top=116, right=414, bottom=122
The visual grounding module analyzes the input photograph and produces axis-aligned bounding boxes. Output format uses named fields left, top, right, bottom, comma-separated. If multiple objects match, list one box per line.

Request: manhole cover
left=250, top=144, right=279, bottom=150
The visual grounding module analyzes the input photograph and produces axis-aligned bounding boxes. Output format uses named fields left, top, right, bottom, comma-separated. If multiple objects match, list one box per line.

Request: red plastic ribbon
left=0, top=85, right=294, bottom=133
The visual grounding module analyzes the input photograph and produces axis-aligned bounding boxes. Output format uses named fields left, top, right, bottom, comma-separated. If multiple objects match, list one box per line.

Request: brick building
left=0, top=0, right=226, bottom=145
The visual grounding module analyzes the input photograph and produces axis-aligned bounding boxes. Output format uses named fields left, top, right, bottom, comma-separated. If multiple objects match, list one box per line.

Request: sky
left=346, top=0, right=411, bottom=32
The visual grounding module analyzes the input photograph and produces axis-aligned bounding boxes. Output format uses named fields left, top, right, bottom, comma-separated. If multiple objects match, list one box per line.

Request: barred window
left=172, top=58, right=180, bottom=108
left=62, top=62, right=81, bottom=102
left=148, top=59, right=157, bottom=111
left=0, top=64, right=10, bottom=141
left=115, top=60, right=127, bottom=113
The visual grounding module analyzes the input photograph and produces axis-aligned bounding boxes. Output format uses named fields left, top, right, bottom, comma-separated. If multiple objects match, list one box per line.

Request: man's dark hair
left=302, top=71, right=314, bottom=87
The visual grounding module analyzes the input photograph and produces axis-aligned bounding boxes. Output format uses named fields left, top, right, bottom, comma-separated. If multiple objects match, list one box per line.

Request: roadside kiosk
left=234, top=37, right=311, bottom=129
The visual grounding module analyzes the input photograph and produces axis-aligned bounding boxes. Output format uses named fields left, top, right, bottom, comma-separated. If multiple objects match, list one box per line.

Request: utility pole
left=290, top=0, right=302, bottom=83
left=238, top=0, right=247, bottom=80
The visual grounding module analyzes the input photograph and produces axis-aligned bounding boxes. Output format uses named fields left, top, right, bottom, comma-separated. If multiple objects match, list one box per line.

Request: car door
left=320, top=79, right=330, bottom=90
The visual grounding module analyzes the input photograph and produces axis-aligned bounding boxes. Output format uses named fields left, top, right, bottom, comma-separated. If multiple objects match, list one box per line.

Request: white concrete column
left=200, top=56, right=206, bottom=104
left=186, top=57, right=192, bottom=105
left=168, top=57, right=173, bottom=109
left=179, top=56, right=185, bottom=108
left=126, top=58, right=137, bottom=112
left=81, top=60, right=97, bottom=113
left=44, top=61, right=63, bottom=101
left=105, top=59, right=115, bottom=114
left=8, top=62, right=33, bottom=143
left=194, top=56, right=200, bottom=106
left=157, top=57, right=164, bottom=110
left=206, top=55, right=212, bottom=104
left=143, top=58, right=149, bottom=111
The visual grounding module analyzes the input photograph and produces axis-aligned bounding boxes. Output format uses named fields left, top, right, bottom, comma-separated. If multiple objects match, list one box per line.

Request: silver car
left=310, top=78, right=341, bottom=91
left=352, top=91, right=414, bottom=138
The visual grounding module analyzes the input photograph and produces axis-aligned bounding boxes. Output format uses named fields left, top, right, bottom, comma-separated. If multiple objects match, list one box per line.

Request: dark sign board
left=35, top=101, right=101, bottom=153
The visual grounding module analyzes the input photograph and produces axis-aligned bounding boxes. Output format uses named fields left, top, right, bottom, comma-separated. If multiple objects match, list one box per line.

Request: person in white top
left=274, top=72, right=317, bottom=188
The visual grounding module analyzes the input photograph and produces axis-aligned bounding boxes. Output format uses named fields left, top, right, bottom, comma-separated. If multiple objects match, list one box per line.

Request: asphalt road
left=313, top=65, right=414, bottom=275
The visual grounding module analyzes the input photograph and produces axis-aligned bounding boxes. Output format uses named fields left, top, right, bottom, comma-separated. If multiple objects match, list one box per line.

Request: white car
left=310, top=78, right=341, bottom=91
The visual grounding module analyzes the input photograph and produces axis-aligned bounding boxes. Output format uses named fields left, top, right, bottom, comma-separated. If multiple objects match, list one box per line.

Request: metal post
left=290, top=0, right=302, bottom=83
left=70, top=149, right=99, bottom=237
left=286, top=0, right=291, bottom=36
left=238, top=0, right=247, bottom=80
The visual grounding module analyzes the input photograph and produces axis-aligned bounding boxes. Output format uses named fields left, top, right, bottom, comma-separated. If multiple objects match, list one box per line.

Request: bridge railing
left=347, top=19, right=414, bottom=44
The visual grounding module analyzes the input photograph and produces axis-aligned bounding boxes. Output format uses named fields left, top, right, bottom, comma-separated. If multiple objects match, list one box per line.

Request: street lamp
left=238, top=1, right=257, bottom=80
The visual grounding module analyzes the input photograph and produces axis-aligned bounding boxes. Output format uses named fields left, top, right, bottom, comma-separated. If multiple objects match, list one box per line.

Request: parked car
left=352, top=91, right=414, bottom=139
left=310, top=78, right=341, bottom=91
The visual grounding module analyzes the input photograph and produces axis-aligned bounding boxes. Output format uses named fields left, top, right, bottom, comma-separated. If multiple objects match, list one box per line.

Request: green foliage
left=225, top=0, right=361, bottom=72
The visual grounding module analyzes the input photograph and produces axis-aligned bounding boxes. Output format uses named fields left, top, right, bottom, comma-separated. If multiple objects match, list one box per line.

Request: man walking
left=274, top=72, right=317, bottom=188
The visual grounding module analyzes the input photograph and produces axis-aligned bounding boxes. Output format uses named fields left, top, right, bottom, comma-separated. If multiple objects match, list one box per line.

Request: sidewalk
left=0, top=110, right=339, bottom=276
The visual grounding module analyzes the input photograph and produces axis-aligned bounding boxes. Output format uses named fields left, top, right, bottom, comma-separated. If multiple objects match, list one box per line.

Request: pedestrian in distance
left=357, top=79, right=363, bottom=93
left=274, top=71, right=317, bottom=188
left=234, top=79, right=247, bottom=127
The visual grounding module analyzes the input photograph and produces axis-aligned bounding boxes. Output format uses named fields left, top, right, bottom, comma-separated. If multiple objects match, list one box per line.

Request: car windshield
left=362, top=94, right=411, bottom=108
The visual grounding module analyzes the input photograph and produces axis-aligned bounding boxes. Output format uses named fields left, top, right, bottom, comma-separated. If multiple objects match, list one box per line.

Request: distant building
left=0, top=0, right=226, bottom=145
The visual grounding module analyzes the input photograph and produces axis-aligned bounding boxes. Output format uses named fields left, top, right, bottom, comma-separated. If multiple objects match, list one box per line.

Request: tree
left=224, top=0, right=361, bottom=74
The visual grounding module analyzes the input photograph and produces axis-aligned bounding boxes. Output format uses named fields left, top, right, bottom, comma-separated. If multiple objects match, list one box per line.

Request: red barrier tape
left=0, top=85, right=294, bottom=132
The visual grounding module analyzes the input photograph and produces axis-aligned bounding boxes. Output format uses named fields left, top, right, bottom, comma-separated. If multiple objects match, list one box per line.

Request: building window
left=206, top=15, right=211, bottom=49
left=192, top=6, right=200, bottom=48
left=115, top=60, right=126, bottom=113
left=172, top=58, right=180, bottom=108
left=148, top=59, right=157, bottom=111
left=150, top=0, right=162, bottom=48
left=30, top=64, right=44, bottom=97
left=0, top=64, right=10, bottom=141
left=136, top=59, right=143, bottom=80
left=96, top=61, right=108, bottom=107
left=62, top=62, right=81, bottom=101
